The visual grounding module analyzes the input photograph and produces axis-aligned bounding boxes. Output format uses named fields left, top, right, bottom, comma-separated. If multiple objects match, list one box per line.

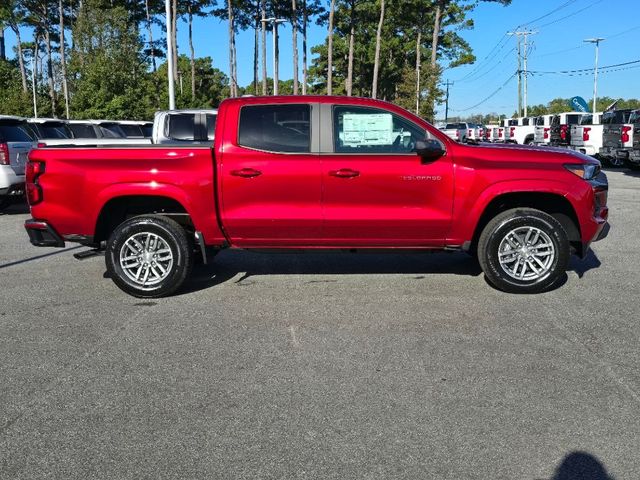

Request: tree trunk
left=59, top=0, right=70, bottom=118
left=301, top=0, right=308, bottom=94
left=44, top=30, right=57, bottom=116
left=415, top=30, right=421, bottom=114
left=0, top=28, right=5, bottom=61
left=13, top=27, right=28, bottom=92
left=327, top=0, right=336, bottom=95
left=372, top=0, right=385, bottom=99
left=227, top=0, right=237, bottom=97
left=291, top=0, right=299, bottom=95
left=273, top=21, right=279, bottom=94
left=145, top=0, right=156, bottom=72
left=261, top=0, right=267, bottom=94
left=188, top=4, right=196, bottom=100
left=346, top=1, right=355, bottom=96
left=253, top=6, right=259, bottom=93
left=431, top=1, right=444, bottom=67
left=172, top=0, right=178, bottom=82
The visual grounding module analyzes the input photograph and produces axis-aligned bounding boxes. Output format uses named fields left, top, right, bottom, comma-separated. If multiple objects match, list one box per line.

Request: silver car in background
left=0, top=116, right=34, bottom=209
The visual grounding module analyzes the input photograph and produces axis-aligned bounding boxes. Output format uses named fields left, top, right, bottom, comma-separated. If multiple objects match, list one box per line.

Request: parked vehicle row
left=445, top=109, right=640, bottom=170
left=0, top=109, right=219, bottom=209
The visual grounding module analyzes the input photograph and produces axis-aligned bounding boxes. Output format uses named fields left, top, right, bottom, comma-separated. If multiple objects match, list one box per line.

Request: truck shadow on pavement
left=178, top=249, right=602, bottom=295
left=0, top=201, right=29, bottom=216
left=545, top=451, right=615, bottom=480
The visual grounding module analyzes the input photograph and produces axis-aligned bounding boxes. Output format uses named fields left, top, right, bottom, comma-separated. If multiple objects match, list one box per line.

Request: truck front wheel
left=105, top=215, right=193, bottom=298
left=477, top=208, right=570, bottom=293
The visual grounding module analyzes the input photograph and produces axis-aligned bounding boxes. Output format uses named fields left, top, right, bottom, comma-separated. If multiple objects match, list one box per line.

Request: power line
left=451, top=72, right=517, bottom=112
left=456, top=47, right=516, bottom=85
left=528, top=58, right=640, bottom=75
left=531, top=0, right=605, bottom=30
left=520, top=0, right=578, bottom=27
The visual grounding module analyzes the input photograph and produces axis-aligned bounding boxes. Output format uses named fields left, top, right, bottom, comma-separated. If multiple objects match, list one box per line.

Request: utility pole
left=165, top=0, right=176, bottom=109
left=508, top=30, right=536, bottom=117
left=262, top=17, right=286, bottom=95
left=584, top=37, right=605, bottom=115
left=443, top=79, right=453, bottom=122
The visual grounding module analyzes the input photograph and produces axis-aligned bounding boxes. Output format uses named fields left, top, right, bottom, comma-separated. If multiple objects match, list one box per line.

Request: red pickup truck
left=24, top=96, right=609, bottom=297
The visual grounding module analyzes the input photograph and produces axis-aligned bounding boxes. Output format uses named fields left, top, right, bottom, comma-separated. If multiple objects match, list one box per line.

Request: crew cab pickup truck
left=549, top=112, right=583, bottom=147
left=533, top=114, right=554, bottom=146
left=625, top=110, right=640, bottom=169
left=441, top=123, right=468, bottom=142
left=569, top=113, right=603, bottom=157
left=599, top=109, right=634, bottom=167
left=24, top=96, right=609, bottom=297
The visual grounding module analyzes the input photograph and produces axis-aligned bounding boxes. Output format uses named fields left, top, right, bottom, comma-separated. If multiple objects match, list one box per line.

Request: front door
left=220, top=103, right=322, bottom=247
left=321, top=105, right=454, bottom=247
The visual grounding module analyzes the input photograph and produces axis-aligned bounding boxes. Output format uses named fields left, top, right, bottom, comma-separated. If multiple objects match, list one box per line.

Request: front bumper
left=24, top=219, right=65, bottom=247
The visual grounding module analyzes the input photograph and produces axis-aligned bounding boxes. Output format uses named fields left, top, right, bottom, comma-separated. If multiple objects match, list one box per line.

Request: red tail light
left=468, top=129, right=473, bottom=137
left=0, top=143, right=9, bottom=165
left=583, top=127, right=591, bottom=141
left=455, top=130, right=459, bottom=139
left=544, top=128, right=550, bottom=139
left=510, top=127, right=516, bottom=138
left=621, top=126, right=632, bottom=143
left=560, top=125, right=568, bottom=140
left=26, top=160, right=45, bottom=205
left=499, top=128, right=504, bottom=138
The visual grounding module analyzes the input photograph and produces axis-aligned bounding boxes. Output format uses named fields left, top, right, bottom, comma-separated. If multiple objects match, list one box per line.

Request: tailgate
left=8, top=141, right=32, bottom=175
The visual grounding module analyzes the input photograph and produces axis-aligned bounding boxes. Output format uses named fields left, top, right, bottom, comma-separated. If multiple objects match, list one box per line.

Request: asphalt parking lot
left=1, top=168, right=639, bottom=479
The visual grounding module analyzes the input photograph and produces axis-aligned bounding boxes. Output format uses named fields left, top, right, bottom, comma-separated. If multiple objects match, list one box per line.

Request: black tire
left=477, top=208, right=570, bottom=294
left=605, top=156, right=625, bottom=168
left=105, top=215, right=193, bottom=298
left=624, top=159, right=640, bottom=171
left=0, top=197, right=12, bottom=211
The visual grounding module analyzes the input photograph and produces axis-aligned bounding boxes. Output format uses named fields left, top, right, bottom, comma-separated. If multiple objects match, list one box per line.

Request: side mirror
left=415, top=139, right=446, bottom=162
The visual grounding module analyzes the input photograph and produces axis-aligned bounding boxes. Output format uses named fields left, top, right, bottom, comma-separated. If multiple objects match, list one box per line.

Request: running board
left=73, top=249, right=104, bottom=260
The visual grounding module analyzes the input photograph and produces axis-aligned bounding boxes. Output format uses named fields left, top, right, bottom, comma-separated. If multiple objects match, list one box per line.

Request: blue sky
left=4, top=0, right=639, bottom=118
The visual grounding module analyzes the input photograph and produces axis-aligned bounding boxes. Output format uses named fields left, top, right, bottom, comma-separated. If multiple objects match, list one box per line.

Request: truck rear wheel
left=105, top=215, right=193, bottom=298
left=477, top=208, right=570, bottom=293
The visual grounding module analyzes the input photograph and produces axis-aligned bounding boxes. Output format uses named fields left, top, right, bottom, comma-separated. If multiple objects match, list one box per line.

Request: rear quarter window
left=238, top=104, right=310, bottom=153
left=0, top=122, right=34, bottom=142
left=68, top=124, right=98, bottom=138
left=166, top=114, right=197, bottom=141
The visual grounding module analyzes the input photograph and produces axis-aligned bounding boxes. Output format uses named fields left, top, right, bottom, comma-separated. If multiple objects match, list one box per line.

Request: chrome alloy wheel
left=497, top=226, right=556, bottom=281
left=119, top=232, right=174, bottom=289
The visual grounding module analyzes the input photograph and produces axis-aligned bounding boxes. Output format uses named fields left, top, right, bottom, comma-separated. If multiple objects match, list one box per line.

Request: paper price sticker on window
left=342, top=113, right=393, bottom=146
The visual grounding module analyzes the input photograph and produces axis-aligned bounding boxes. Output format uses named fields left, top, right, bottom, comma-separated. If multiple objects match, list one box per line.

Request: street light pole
left=262, top=17, right=286, bottom=95
left=584, top=37, right=605, bottom=115
left=165, top=0, right=176, bottom=109
left=31, top=51, right=38, bottom=118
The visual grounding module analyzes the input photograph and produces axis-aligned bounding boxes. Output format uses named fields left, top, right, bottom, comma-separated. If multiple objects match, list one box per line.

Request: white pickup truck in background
left=38, top=109, right=218, bottom=147
left=506, top=117, right=536, bottom=144
left=440, top=122, right=468, bottom=142
left=533, top=114, right=554, bottom=145
left=569, top=112, right=603, bottom=157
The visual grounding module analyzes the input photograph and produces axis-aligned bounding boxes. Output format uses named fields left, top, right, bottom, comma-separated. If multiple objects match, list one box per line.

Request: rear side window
left=99, top=124, right=126, bottom=138
left=205, top=114, right=217, bottom=140
left=566, top=115, right=582, bottom=125
left=166, top=114, right=197, bottom=141
left=0, top=122, right=34, bottom=142
left=120, top=125, right=144, bottom=137
left=333, top=105, right=426, bottom=154
left=238, top=105, right=310, bottom=153
left=34, top=122, right=71, bottom=139
left=68, top=123, right=97, bottom=138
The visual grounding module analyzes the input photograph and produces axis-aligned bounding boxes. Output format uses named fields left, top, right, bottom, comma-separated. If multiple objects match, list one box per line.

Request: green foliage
left=0, top=59, right=33, bottom=115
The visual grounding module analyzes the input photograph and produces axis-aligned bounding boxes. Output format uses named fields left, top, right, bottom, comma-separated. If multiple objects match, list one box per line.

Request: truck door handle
left=231, top=168, right=262, bottom=178
left=329, top=168, right=360, bottom=178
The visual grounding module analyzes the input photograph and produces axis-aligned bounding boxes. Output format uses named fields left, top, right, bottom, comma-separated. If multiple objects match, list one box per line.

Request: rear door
left=219, top=102, right=322, bottom=246
left=320, top=104, right=454, bottom=247
left=0, top=120, right=34, bottom=175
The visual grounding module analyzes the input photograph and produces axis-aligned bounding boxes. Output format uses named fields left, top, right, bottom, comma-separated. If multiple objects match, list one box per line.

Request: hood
left=456, top=141, right=601, bottom=167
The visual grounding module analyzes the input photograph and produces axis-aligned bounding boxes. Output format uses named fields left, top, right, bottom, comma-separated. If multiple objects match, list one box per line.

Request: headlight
left=564, top=163, right=601, bottom=180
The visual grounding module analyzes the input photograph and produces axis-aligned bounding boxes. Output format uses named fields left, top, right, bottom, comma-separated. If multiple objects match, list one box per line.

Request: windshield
left=0, top=121, right=35, bottom=142
left=535, top=116, right=546, bottom=126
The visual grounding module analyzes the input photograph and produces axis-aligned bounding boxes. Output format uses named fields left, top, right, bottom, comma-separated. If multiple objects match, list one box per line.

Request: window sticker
left=342, top=113, right=393, bottom=146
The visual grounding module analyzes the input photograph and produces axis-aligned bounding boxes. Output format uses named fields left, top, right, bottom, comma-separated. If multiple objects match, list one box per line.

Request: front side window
left=334, top=106, right=426, bottom=154
left=238, top=104, right=310, bottom=153
left=166, top=114, right=197, bottom=141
